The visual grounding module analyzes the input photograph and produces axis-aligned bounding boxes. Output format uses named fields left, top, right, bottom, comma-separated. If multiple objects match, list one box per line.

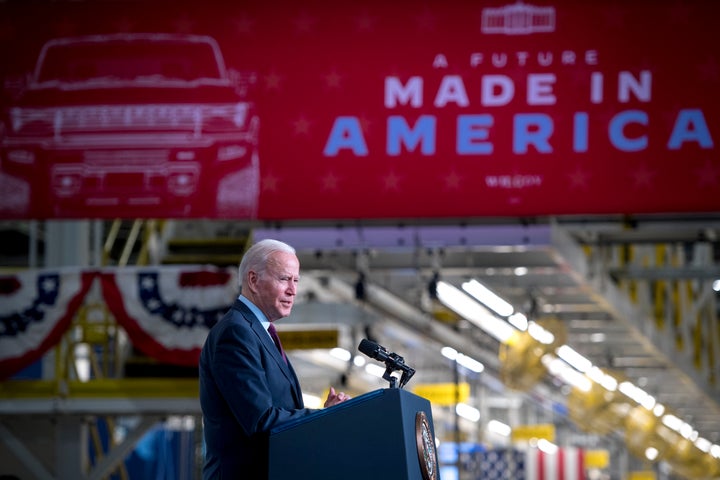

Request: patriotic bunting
left=100, top=267, right=237, bottom=366
left=0, top=269, right=95, bottom=379
left=0, top=266, right=238, bottom=379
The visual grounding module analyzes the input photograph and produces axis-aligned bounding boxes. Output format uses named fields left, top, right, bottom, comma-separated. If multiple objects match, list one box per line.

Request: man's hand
left=323, top=386, right=351, bottom=407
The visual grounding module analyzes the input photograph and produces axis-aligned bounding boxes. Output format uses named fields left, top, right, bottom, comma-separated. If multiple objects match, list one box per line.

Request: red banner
left=1, top=1, right=718, bottom=220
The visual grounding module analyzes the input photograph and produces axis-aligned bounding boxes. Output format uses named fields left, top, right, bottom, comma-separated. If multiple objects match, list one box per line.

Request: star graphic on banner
left=232, top=14, right=255, bottom=35
left=147, top=298, right=162, bottom=311
left=52, top=16, right=78, bottom=37
left=324, top=70, right=343, bottom=89
left=172, top=14, right=196, bottom=34
left=321, top=172, right=341, bottom=191
left=697, top=56, right=720, bottom=82
left=140, top=275, right=156, bottom=291
left=667, top=2, right=692, bottom=26
left=415, top=8, right=437, bottom=31
left=355, top=12, right=376, bottom=32
left=41, top=276, right=58, bottom=295
left=262, top=174, right=280, bottom=192
left=444, top=171, right=462, bottom=190
left=602, top=5, right=626, bottom=29
left=631, top=164, right=656, bottom=188
left=111, top=16, right=136, bottom=33
left=382, top=171, right=403, bottom=191
left=0, top=19, right=17, bottom=42
left=293, top=12, right=317, bottom=33
left=292, top=116, right=312, bottom=136
left=358, top=115, right=373, bottom=136
left=568, top=167, right=591, bottom=189
left=694, top=159, right=720, bottom=187
left=263, top=71, right=282, bottom=90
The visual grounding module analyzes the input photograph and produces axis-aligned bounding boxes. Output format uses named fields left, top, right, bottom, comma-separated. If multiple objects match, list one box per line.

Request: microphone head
left=358, top=338, right=379, bottom=357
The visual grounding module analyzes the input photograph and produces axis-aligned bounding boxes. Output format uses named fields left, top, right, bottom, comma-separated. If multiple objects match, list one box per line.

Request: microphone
left=358, top=339, right=415, bottom=389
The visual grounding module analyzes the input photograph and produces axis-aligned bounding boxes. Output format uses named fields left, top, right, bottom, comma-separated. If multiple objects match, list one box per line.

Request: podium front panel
left=268, top=388, right=438, bottom=480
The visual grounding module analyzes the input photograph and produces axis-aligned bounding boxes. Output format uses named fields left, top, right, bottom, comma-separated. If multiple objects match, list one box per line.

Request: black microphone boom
left=358, top=339, right=416, bottom=389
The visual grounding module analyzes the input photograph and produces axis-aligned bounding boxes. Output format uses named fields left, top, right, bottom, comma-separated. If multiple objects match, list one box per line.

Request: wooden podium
left=268, top=388, right=439, bottom=480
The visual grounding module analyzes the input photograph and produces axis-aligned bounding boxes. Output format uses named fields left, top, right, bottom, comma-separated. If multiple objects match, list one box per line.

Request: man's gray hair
left=238, top=238, right=296, bottom=288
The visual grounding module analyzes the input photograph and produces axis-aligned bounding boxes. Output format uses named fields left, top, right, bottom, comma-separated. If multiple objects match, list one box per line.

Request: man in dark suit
left=199, top=238, right=350, bottom=479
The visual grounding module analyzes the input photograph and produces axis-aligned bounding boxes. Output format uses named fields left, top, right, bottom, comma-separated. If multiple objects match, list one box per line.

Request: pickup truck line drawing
left=1, top=33, right=260, bottom=218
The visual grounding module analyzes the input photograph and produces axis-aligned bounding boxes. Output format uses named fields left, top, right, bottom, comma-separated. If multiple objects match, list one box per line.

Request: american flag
left=480, top=448, right=526, bottom=480
left=480, top=447, right=586, bottom=480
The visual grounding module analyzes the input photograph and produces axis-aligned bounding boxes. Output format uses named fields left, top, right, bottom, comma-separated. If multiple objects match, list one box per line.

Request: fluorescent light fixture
left=587, top=367, right=617, bottom=391
left=653, top=403, right=665, bottom=417
left=662, top=414, right=683, bottom=432
left=487, top=420, right=511, bottom=437
left=329, top=347, right=351, bottom=361
left=556, top=345, right=592, bottom=373
left=528, top=321, right=555, bottom=345
left=441, top=346, right=484, bottom=372
left=514, top=267, right=528, bottom=276
left=589, top=332, right=606, bottom=343
left=537, top=439, right=558, bottom=454
left=710, top=444, right=720, bottom=459
left=618, top=382, right=655, bottom=410
left=457, top=354, right=484, bottom=373
left=542, top=354, right=592, bottom=391
left=640, top=395, right=656, bottom=411
left=441, top=346, right=458, bottom=360
left=353, top=355, right=366, bottom=367
left=456, top=403, right=480, bottom=422
left=436, top=281, right=515, bottom=342
left=713, top=279, right=720, bottom=292
left=508, top=312, right=528, bottom=331
left=618, top=381, right=636, bottom=397
left=645, top=447, right=659, bottom=461
left=695, top=437, right=712, bottom=453
left=680, top=423, right=695, bottom=440
left=462, top=279, right=514, bottom=317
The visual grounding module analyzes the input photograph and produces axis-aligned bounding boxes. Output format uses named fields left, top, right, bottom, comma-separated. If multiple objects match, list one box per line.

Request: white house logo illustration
left=481, top=1, right=556, bottom=35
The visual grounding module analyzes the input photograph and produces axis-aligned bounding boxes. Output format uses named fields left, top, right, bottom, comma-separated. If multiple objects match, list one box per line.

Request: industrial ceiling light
left=556, top=345, right=593, bottom=373
left=527, top=321, right=555, bottom=345
left=441, top=346, right=485, bottom=373
left=461, top=279, right=514, bottom=317
left=455, top=403, right=480, bottom=422
left=487, top=420, right=512, bottom=437
left=436, top=281, right=515, bottom=342
left=508, top=312, right=528, bottom=330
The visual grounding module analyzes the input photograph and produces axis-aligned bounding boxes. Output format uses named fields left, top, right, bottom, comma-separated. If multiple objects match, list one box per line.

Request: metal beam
left=0, top=421, right=55, bottom=480
left=87, top=416, right=162, bottom=480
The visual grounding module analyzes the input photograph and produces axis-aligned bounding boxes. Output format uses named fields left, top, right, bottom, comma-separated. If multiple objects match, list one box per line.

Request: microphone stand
left=381, top=354, right=415, bottom=389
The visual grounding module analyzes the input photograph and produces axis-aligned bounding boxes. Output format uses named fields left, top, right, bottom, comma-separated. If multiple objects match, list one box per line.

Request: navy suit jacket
left=199, top=299, right=316, bottom=479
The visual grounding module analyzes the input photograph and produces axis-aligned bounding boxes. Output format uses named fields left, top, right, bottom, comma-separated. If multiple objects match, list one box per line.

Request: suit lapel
left=232, top=300, right=303, bottom=406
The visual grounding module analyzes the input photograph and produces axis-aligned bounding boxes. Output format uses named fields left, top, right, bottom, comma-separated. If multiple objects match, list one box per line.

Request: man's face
left=249, top=251, right=300, bottom=322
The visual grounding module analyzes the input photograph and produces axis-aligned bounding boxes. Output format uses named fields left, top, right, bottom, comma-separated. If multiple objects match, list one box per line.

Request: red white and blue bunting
left=0, top=266, right=238, bottom=379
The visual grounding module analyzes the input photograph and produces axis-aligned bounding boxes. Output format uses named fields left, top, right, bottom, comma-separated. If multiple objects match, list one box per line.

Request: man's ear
left=246, top=270, right=258, bottom=292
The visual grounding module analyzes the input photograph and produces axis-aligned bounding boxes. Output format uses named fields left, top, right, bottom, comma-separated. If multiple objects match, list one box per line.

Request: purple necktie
left=268, top=323, right=287, bottom=363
